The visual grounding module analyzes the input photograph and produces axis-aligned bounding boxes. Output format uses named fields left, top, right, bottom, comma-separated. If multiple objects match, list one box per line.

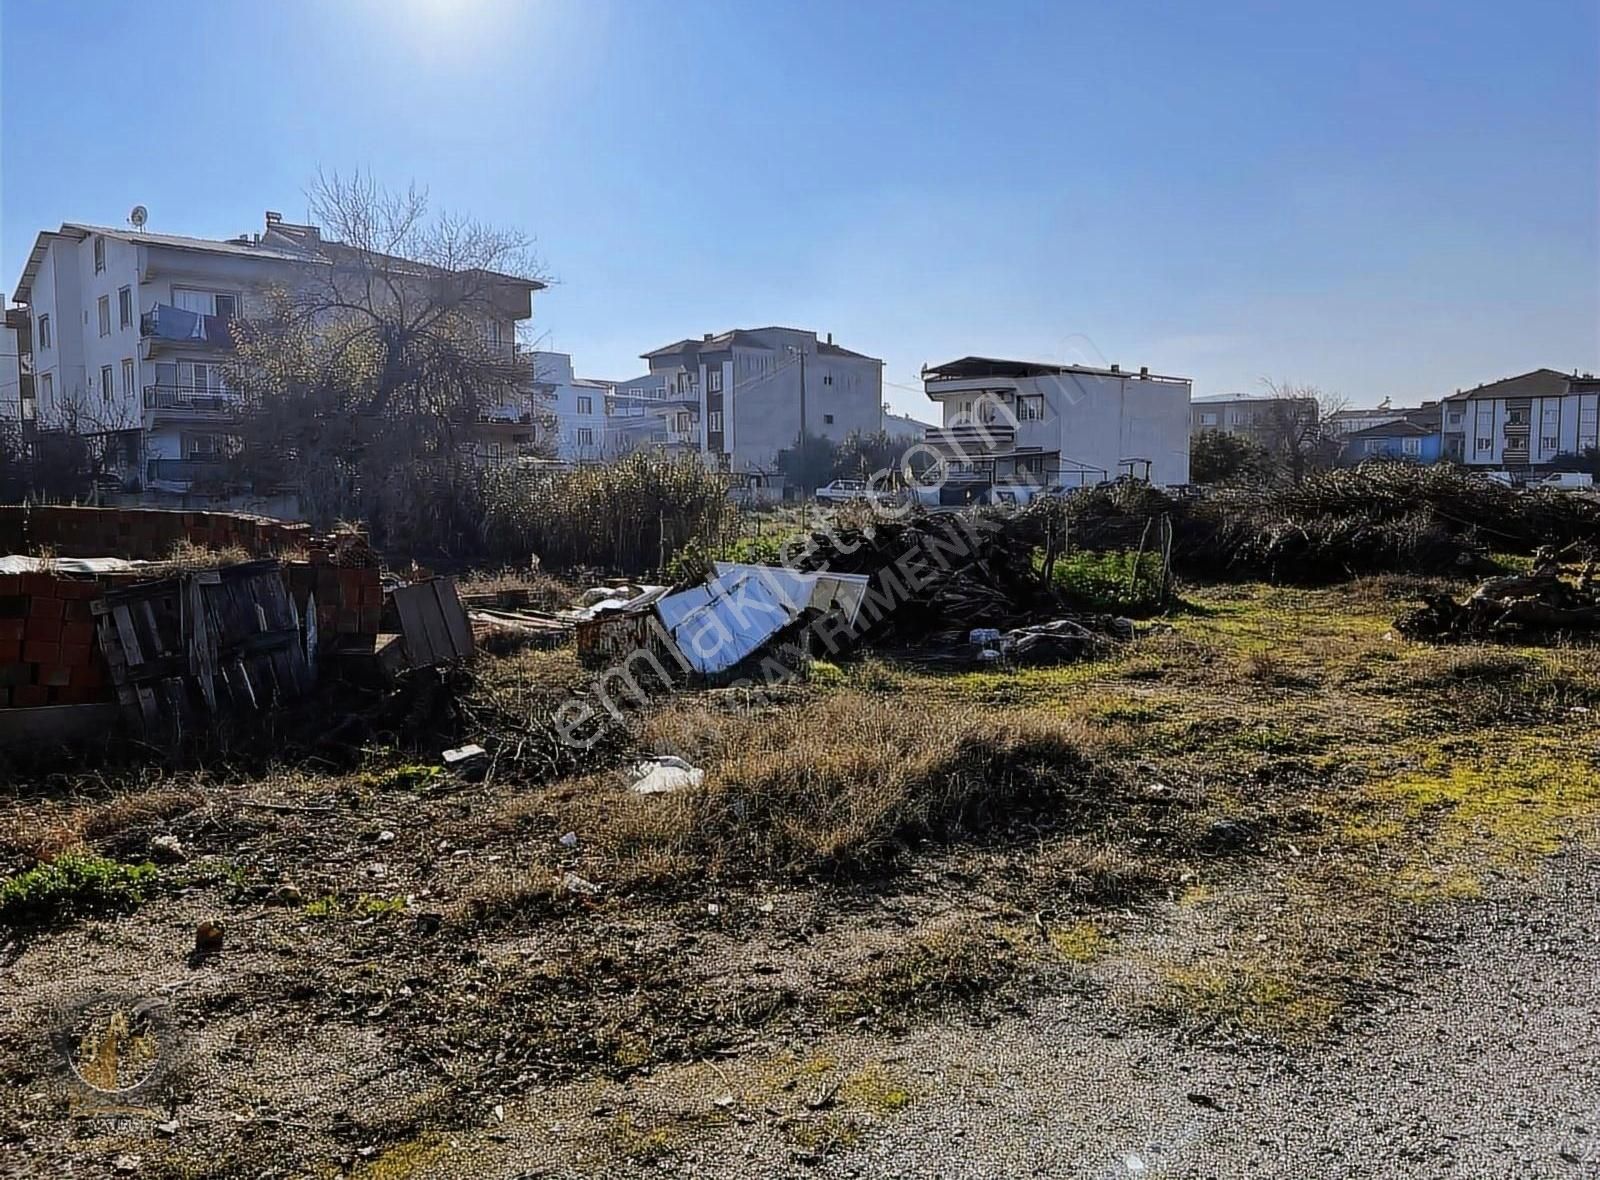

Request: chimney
left=703, top=333, right=714, bottom=342
left=265, top=211, right=282, bottom=226
left=826, top=332, right=833, bottom=345
left=1110, top=363, right=1120, bottom=374
left=1139, top=365, right=1148, bottom=379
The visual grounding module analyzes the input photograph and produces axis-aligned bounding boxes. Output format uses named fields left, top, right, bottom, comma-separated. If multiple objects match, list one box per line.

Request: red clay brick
left=59, top=642, right=93, bottom=667
left=0, top=619, right=22, bottom=642
left=61, top=620, right=95, bottom=646
left=37, top=664, right=71, bottom=687
left=71, top=663, right=105, bottom=688
left=24, top=614, right=62, bottom=641
left=21, top=573, right=58, bottom=597
left=0, top=575, right=19, bottom=596
left=13, top=684, right=48, bottom=707
left=0, top=640, right=19, bottom=664
left=22, top=640, right=60, bottom=664
left=64, top=600, right=93, bottom=623
left=28, top=596, right=64, bottom=621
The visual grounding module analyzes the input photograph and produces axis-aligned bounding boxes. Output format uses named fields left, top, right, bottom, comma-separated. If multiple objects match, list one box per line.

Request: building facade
left=1337, top=403, right=1443, bottom=465
left=1440, top=369, right=1600, bottom=469
left=1189, top=391, right=1317, bottom=443
left=11, top=214, right=540, bottom=497
left=524, top=350, right=608, bottom=462
left=628, top=327, right=883, bottom=472
left=921, top=357, right=1192, bottom=488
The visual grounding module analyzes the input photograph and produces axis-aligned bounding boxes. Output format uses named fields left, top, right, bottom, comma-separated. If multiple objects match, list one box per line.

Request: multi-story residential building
left=921, top=357, right=1191, bottom=488
left=1328, top=401, right=1409, bottom=436
left=1337, top=402, right=1443, bottom=465
left=1189, top=390, right=1317, bottom=442
left=523, top=351, right=608, bottom=462
left=10, top=213, right=541, bottom=498
left=1439, top=368, right=1600, bottom=469
left=629, top=327, right=883, bottom=472
left=0, top=307, right=28, bottom=426
left=882, top=407, right=935, bottom=440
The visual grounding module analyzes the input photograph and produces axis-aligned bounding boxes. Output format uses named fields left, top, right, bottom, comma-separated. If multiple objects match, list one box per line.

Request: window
left=118, top=286, right=133, bottom=329
left=1476, top=437, right=1493, bottom=453
left=675, top=412, right=692, bottom=433
left=1230, top=411, right=1245, bottom=426
left=487, top=320, right=502, bottom=347
left=98, top=295, right=111, bottom=337
left=576, top=427, right=595, bottom=447
left=37, top=315, right=50, bottom=349
left=40, top=372, right=52, bottom=404
left=822, top=373, right=832, bottom=386
left=1542, top=436, right=1560, bottom=452
left=707, top=369, right=723, bottom=394
left=173, top=288, right=239, bottom=317
left=94, top=236, right=105, bottom=273
left=122, top=358, right=135, bottom=397
left=1017, top=395, right=1044, bottom=421
left=1199, top=411, right=1218, bottom=426
left=1402, top=437, right=1421, bottom=456
left=1507, top=410, right=1528, bottom=426
left=100, top=365, right=114, bottom=402
left=1364, top=438, right=1380, bottom=453
left=576, top=395, right=592, bottom=415
left=707, top=410, right=723, bottom=432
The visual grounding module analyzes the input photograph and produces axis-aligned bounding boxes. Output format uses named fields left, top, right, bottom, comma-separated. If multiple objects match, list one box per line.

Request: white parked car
left=1538, top=471, right=1594, bottom=491
left=815, top=479, right=872, bottom=502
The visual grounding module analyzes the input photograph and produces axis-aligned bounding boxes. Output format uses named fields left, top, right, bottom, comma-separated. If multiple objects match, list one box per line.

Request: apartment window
left=1507, top=410, right=1528, bottom=426
left=100, top=365, right=114, bottom=403
left=822, top=373, right=833, bottom=386
left=577, top=427, right=595, bottom=447
left=1542, top=436, right=1560, bottom=452
left=1230, top=411, right=1245, bottom=426
left=37, top=315, right=50, bottom=349
left=173, top=288, right=239, bottom=318
left=122, top=358, right=135, bottom=397
left=1199, top=411, right=1218, bottom=426
left=487, top=321, right=502, bottom=348
left=93, top=236, right=105, bottom=273
left=707, top=369, right=723, bottom=394
left=98, top=295, right=111, bottom=337
left=823, top=413, right=835, bottom=425
left=40, top=372, right=52, bottom=404
left=707, top=410, right=723, bottom=432
left=1476, top=437, right=1492, bottom=453
left=675, top=412, right=692, bottom=433
left=576, top=395, right=593, bottom=415
left=118, top=286, right=133, bottom=328
left=1364, top=439, right=1380, bottom=454
left=1402, top=437, right=1421, bottom=456
left=1017, top=394, right=1044, bottom=422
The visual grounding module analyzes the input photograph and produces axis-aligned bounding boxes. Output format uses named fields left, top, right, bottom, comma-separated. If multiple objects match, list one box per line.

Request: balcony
left=925, top=422, right=1017, bottom=457
left=141, top=304, right=236, bottom=350
left=143, top=385, right=239, bottom=420
left=148, top=457, right=233, bottom=485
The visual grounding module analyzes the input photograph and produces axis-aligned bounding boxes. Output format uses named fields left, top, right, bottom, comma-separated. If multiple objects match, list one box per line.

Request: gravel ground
left=804, top=849, right=1600, bottom=1180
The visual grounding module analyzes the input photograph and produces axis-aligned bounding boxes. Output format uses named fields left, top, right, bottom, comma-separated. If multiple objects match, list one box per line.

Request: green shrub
left=1043, top=550, right=1165, bottom=613
left=0, top=853, right=157, bottom=927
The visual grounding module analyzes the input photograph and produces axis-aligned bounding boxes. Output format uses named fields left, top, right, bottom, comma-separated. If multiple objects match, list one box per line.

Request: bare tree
left=229, top=171, right=550, bottom=554
left=24, top=380, right=141, bottom=501
left=1257, top=379, right=1347, bottom=484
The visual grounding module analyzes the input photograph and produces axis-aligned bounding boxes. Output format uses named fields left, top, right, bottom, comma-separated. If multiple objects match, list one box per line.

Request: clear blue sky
left=3, top=0, right=1596, bottom=417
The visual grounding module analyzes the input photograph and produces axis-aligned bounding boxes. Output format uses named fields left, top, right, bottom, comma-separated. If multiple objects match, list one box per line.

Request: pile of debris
left=1395, top=550, right=1600, bottom=643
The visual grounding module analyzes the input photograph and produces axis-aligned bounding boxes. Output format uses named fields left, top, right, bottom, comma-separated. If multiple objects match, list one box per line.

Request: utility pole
left=797, top=345, right=807, bottom=441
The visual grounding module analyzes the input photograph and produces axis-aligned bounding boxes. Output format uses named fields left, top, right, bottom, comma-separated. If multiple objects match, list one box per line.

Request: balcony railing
left=140, top=304, right=236, bottom=348
left=148, top=457, right=232, bottom=484
left=925, top=422, right=1018, bottom=456
left=143, top=385, right=238, bottom=416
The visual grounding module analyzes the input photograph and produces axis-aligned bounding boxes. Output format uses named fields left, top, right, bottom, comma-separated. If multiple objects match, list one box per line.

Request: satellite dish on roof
left=128, top=205, right=148, bottom=230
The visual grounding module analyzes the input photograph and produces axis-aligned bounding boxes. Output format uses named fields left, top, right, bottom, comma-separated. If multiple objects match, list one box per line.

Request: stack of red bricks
left=285, top=560, right=384, bottom=638
left=0, top=505, right=311, bottom=561
left=0, top=573, right=111, bottom=708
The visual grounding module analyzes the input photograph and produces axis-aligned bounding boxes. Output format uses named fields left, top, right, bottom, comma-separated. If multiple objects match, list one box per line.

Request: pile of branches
left=1395, top=549, right=1600, bottom=643
left=793, top=511, right=1068, bottom=641
left=1047, top=464, right=1600, bottom=583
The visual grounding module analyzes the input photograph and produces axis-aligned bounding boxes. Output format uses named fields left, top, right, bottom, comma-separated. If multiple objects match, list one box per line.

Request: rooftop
left=922, top=356, right=1186, bottom=383
left=1441, top=368, right=1590, bottom=401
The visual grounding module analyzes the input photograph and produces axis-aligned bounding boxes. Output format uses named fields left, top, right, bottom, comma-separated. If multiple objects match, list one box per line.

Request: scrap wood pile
left=791, top=511, right=1069, bottom=641
left=1395, top=549, right=1600, bottom=642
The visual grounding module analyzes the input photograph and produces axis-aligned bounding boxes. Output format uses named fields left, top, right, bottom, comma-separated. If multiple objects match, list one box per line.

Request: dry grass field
left=2, top=574, right=1598, bottom=1176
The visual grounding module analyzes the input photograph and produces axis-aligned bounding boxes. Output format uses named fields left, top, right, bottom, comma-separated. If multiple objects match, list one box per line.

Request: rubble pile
left=1395, top=550, right=1600, bottom=642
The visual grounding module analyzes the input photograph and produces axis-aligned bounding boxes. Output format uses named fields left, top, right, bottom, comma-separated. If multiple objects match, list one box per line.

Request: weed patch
left=0, top=853, right=157, bottom=928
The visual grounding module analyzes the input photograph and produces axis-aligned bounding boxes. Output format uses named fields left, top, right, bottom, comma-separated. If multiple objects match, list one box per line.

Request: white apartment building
left=626, top=327, right=883, bottom=472
left=1440, top=368, right=1600, bottom=468
left=525, top=350, right=608, bottom=462
left=1189, top=390, right=1317, bottom=442
left=922, top=357, right=1191, bottom=487
left=11, top=213, right=541, bottom=496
